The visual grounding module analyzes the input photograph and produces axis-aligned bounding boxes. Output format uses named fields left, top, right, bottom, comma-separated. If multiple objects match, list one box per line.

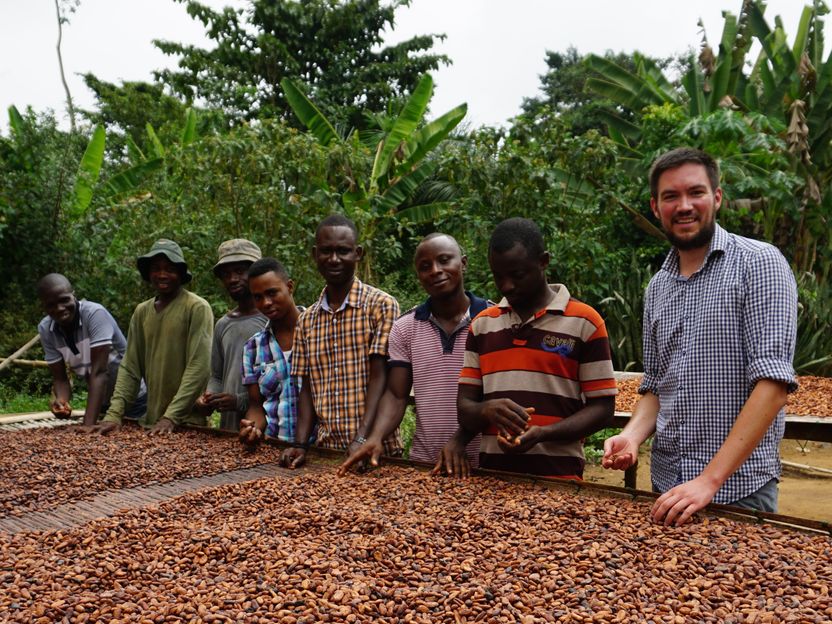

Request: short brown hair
left=649, top=148, right=720, bottom=198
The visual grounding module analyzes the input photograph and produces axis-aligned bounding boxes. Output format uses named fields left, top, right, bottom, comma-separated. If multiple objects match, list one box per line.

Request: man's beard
left=665, top=215, right=716, bottom=251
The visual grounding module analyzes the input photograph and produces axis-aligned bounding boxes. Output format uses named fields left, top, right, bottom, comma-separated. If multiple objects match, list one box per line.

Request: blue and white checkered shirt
left=640, top=224, right=798, bottom=504
left=241, top=325, right=300, bottom=443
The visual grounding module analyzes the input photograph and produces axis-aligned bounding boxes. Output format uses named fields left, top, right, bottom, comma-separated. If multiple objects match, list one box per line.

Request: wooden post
left=0, top=335, right=40, bottom=373
left=624, top=464, right=638, bottom=489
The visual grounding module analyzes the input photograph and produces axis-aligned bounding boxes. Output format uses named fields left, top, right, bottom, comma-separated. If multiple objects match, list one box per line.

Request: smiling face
left=313, top=225, right=362, bottom=288
left=488, top=242, right=549, bottom=313
left=249, top=271, right=295, bottom=322
left=147, top=255, right=183, bottom=297
left=414, top=235, right=467, bottom=299
left=217, top=261, right=252, bottom=302
left=40, top=284, right=77, bottom=329
left=650, top=162, right=723, bottom=251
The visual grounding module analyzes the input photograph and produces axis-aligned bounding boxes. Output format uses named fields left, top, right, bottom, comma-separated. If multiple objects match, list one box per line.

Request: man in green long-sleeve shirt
left=95, top=239, right=213, bottom=434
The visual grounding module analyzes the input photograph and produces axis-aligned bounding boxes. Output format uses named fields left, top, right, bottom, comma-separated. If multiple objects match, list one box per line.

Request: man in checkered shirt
left=281, top=214, right=401, bottom=469
left=603, top=148, right=798, bottom=526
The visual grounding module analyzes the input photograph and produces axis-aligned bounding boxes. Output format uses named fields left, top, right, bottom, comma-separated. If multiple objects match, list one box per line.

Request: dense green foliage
left=1, top=0, right=830, bottom=406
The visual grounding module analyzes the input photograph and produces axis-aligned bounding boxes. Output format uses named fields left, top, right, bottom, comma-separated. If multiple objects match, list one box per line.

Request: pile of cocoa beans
left=615, top=375, right=832, bottom=418
left=1, top=467, right=829, bottom=622
left=0, top=427, right=284, bottom=517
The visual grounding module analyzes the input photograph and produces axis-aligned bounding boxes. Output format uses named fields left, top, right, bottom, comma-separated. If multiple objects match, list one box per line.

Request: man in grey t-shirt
left=37, top=273, right=144, bottom=428
left=195, top=239, right=267, bottom=430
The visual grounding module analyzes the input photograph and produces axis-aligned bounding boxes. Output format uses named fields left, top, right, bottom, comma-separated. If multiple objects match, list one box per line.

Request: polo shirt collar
left=414, top=291, right=489, bottom=321
left=319, top=277, right=363, bottom=312
left=660, top=223, right=729, bottom=275
left=497, top=284, right=570, bottom=318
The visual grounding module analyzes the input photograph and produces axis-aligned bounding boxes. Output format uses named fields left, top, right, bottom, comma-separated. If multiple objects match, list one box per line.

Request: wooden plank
left=0, top=335, right=40, bottom=372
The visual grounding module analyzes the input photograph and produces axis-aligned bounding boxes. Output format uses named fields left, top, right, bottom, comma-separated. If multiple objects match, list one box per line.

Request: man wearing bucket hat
left=195, top=239, right=267, bottom=430
left=94, top=239, right=213, bottom=434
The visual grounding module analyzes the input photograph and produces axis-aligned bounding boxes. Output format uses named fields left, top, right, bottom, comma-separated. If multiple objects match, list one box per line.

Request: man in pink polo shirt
left=339, top=233, right=490, bottom=477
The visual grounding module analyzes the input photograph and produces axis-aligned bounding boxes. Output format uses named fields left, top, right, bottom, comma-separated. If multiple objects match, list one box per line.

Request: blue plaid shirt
left=640, top=224, right=797, bottom=504
left=241, top=325, right=300, bottom=443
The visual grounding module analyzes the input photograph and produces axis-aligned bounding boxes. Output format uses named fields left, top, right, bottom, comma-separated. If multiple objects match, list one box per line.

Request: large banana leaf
left=393, top=201, right=448, bottom=224
left=682, top=58, right=707, bottom=117
left=707, top=13, right=739, bottom=111
left=376, top=159, right=438, bottom=213
left=103, top=157, right=164, bottom=198
left=125, top=135, right=146, bottom=165
left=371, top=74, right=433, bottom=185
left=7, top=105, right=24, bottom=138
left=585, top=55, right=672, bottom=107
left=68, top=125, right=105, bottom=219
left=280, top=78, right=338, bottom=147
left=181, top=108, right=198, bottom=145
left=395, top=102, right=467, bottom=178
left=145, top=123, right=165, bottom=158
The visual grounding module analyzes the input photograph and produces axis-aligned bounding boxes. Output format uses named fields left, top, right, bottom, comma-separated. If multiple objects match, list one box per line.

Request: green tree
left=154, top=0, right=450, bottom=130
left=522, top=47, right=676, bottom=136
left=586, top=0, right=832, bottom=278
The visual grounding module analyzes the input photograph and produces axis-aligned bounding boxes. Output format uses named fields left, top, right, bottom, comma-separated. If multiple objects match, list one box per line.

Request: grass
left=0, top=390, right=52, bottom=414
left=0, top=386, right=88, bottom=415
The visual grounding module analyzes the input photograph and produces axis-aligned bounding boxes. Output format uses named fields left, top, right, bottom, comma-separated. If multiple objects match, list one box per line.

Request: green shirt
left=104, top=289, right=213, bottom=427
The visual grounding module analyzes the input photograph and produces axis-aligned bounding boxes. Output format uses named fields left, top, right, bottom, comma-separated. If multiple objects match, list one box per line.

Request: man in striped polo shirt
left=339, top=233, right=490, bottom=477
left=458, top=218, right=617, bottom=479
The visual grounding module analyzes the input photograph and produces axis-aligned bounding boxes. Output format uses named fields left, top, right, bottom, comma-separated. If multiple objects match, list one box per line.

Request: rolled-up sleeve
left=742, top=247, right=798, bottom=392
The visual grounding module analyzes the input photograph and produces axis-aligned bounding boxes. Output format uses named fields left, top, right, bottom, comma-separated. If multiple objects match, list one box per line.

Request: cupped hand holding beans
left=481, top=399, right=532, bottom=439
left=602, top=434, right=639, bottom=470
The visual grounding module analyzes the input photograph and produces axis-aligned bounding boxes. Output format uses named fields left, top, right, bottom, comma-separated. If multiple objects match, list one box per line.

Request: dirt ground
left=585, top=440, right=832, bottom=522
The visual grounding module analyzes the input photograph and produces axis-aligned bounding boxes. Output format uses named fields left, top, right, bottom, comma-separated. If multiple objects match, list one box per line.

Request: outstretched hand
left=650, top=476, right=720, bottom=527
left=601, top=434, right=639, bottom=471
left=338, top=438, right=384, bottom=476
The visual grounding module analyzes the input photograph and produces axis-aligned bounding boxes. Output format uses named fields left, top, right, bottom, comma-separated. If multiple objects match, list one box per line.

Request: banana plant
left=585, top=0, right=832, bottom=275
left=281, top=74, right=467, bottom=279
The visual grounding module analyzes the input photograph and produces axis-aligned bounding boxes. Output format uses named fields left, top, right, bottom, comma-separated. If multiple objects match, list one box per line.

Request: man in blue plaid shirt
left=239, top=258, right=302, bottom=447
left=603, top=148, right=798, bottom=526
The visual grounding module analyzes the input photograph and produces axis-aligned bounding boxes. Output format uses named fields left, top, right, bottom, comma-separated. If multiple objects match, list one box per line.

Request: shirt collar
left=319, top=277, right=363, bottom=312
left=496, top=284, right=570, bottom=317
left=414, top=291, right=490, bottom=321
left=660, top=223, right=729, bottom=276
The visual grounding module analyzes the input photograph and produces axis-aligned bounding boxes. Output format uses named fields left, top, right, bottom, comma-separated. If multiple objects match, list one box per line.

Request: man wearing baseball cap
left=195, top=239, right=267, bottom=430
left=94, top=239, right=213, bottom=434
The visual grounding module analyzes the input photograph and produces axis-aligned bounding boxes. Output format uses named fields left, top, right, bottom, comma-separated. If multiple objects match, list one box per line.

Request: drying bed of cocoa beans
left=1, top=467, right=830, bottom=623
left=0, top=426, right=284, bottom=517
left=615, top=375, right=832, bottom=418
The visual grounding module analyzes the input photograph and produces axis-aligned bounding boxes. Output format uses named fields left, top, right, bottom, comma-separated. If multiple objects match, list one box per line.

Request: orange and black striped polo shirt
left=459, top=284, right=617, bottom=479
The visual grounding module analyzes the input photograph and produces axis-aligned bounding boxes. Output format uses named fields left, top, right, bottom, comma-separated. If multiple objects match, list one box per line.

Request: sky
left=0, top=0, right=822, bottom=132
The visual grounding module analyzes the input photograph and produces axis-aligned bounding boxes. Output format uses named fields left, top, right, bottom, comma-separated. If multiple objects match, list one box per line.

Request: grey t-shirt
left=38, top=299, right=127, bottom=382
left=207, top=312, right=268, bottom=430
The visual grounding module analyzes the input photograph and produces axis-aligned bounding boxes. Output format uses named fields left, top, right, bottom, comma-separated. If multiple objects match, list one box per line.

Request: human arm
left=349, top=355, right=388, bottom=456
left=198, top=320, right=241, bottom=415
left=239, top=383, right=267, bottom=448
left=602, top=392, right=659, bottom=470
left=46, top=361, right=73, bottom=418
left=280, top=378, right=317, bottom=469
left=651, top=380, right=787, bottom=526
left=81, top=345, right=112, bottom=427
left=150, top=299, right=213, bottom=432
left=339, top=365, right=412, bottom=474
left=432, top=427, right=478, bottom=478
